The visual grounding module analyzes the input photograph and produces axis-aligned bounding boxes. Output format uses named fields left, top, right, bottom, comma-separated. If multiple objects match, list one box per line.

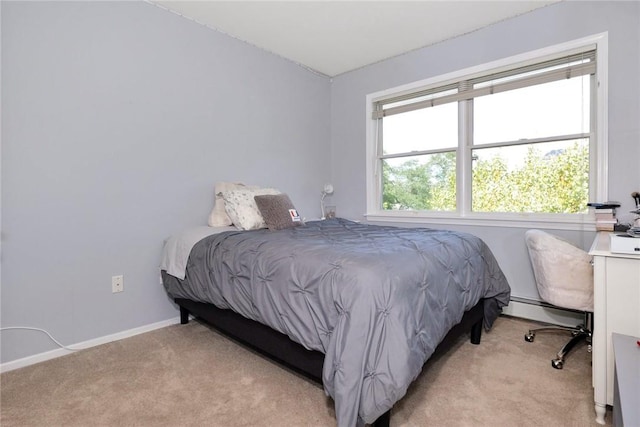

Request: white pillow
left=221, top=187, right=281, bottom=230
left=207, top=182, right=247, bottom=227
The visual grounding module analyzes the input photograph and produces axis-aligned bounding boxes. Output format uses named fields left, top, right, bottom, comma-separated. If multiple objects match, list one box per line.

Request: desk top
left=590, top=232, right=640, bottom=259
left=612, top=333, right=640, bottom=426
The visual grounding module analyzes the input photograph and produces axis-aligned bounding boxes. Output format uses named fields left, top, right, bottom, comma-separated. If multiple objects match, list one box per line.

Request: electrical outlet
left=112, top=275, right=124, bottom=293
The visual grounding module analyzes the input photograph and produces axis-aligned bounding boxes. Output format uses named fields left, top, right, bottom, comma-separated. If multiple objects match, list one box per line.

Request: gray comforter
left=163, top=218, right=510, bottom=426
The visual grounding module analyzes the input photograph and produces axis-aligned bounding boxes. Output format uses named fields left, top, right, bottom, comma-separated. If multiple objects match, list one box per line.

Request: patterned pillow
left=221, top=187, right=280, bottom=230
left=254, top=194, right=304, bottom=230
left=207, top=182, right=247, bottom=227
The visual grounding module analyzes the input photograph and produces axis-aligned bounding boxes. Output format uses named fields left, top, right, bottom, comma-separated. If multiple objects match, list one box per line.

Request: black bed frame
left=176, top=297, right=484, bottom=427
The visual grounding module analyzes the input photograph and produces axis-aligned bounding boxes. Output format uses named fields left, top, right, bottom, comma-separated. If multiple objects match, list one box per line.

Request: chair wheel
left=552, top=359, right=564, bottom=369
left=524, top=332, right=535, bottom=342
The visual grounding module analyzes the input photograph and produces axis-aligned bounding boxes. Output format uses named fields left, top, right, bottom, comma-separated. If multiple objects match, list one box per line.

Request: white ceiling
left=152, top=1, right=558, bottom=77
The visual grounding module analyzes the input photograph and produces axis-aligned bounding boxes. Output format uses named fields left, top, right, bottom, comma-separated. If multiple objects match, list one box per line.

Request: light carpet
left=0, top=315, right=612, bottom=426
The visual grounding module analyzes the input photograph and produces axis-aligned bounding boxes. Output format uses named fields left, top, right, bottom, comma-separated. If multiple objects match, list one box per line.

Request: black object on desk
left=588, top=202, right=621, bottom=209
left=614, top=223, right=630, bottom=232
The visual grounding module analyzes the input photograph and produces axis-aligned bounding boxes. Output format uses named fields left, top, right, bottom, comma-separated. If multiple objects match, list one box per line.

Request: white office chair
left=524, top=229, right=594, bottom=369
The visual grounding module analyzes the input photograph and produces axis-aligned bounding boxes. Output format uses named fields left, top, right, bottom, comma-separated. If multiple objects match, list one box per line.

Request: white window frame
left=365, top=33, right=608, bottom=231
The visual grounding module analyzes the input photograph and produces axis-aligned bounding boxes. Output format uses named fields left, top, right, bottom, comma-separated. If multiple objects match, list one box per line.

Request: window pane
left=382, top=103, right=457, bottom=155
left=471, top=139, right=589, bottom=214
left=382, top=153, right=456, bottom=211
left=474, top=76, right=590, bottom=145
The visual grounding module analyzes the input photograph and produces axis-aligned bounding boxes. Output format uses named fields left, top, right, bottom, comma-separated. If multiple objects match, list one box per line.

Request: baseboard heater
left=509, top=296, right=585, bottom=314
left=503, top=296, right=585, bottom=327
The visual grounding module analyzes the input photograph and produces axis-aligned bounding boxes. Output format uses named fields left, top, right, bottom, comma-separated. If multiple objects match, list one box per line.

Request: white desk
left=589, top=233, right=640, bottom=425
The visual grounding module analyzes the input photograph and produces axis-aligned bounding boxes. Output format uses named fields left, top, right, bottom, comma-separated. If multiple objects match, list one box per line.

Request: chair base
left=524, top=313, right=592, bottom=370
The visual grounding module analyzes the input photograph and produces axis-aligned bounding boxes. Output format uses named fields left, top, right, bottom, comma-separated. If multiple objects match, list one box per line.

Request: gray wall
left=330, top=1, right=640, bottom=301
left=1, top=1, right=330, bottom=363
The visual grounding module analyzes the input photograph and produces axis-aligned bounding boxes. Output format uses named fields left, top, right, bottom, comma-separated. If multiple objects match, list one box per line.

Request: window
left=366, top=35, right=607, bottom=229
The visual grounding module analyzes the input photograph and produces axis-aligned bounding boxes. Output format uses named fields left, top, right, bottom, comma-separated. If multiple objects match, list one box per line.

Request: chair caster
left=551, top=358, right=564, bottom=369
left=525, top=332, right=535, bottom=342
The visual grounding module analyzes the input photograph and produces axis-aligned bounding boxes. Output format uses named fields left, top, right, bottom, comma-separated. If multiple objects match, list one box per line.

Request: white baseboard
left=502, top=300, right=584, bottom=327
left=0, top=316, right=182, bottom=373
left=1, top=302, right=581, bottom=373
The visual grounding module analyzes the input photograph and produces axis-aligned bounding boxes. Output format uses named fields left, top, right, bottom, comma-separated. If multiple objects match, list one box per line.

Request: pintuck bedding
left=162, top=218, right=510, bottom=426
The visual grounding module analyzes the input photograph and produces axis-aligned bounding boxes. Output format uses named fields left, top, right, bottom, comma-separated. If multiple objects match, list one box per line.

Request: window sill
left=364, top=211, right=597, bottom=231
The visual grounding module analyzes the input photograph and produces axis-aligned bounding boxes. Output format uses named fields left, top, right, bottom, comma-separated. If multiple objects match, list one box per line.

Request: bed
left=161, top=217, right=510, bottom=426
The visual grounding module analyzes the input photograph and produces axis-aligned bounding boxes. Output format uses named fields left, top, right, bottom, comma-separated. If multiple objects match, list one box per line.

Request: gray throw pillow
left=254, top=194, right=304, bottom=230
